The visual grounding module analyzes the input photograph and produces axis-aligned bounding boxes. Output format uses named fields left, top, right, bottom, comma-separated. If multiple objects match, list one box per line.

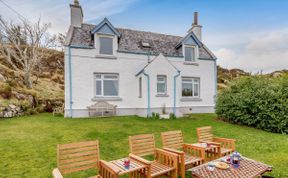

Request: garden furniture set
left=52, top=126, right=272, bottom=178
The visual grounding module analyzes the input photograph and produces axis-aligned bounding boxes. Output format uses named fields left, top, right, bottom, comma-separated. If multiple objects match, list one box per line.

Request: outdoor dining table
left=190, top=143, right=221, bottom=162
left=188, top=156, right=272, bottom=178
left=109, top=157, right=147, bottom=177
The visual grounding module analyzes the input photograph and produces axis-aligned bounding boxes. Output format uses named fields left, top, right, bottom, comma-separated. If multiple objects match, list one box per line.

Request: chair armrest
left=155, top=148, right=178, bottom=168
left=129, top=153, right=151, bottom=166
left=99, top=160, right=121, bottom=176
left=199, top=141, right=221, bottom=146
left=213, top=137, right=236, bottom=150
left=183, top=144, right=205, bottom=161
left=52, top=168, right=63, bottom=178
left=163, top=147, right=184, bottom=155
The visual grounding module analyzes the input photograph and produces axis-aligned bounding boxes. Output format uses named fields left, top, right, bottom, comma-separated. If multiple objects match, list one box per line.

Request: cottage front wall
left=64, top=47, right=216, bottom=117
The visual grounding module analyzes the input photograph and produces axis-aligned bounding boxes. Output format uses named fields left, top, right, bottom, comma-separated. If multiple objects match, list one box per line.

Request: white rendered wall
left=64, top=47, right=216, bottom=117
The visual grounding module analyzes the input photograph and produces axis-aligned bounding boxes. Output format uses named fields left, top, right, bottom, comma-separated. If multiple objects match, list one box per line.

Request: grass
left=0, top=113, right=287, bottom=178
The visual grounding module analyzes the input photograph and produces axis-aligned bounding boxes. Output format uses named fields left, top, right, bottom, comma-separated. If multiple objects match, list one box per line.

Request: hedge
left=216, top=74, right=288, bottom=134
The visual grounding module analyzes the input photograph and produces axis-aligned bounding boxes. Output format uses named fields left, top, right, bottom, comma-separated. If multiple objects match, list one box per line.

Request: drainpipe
left=68, top=47, right=73, bottom=118
left=214, top=60, right=218, bottom=104
left=143, top=70, right=151, bottom=117
left=173, top=70, right=181, bottom=115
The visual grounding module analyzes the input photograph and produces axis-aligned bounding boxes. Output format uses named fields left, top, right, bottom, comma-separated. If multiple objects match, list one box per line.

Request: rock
left=8, top=104, right=17, bottom=110
left=27, top=95, right=35, bottom=107
left=8, top=104, right=16, bottom=109
left=0, top=73, right=5, bottom=82
left=4, top=111, right=13, bottom=118
left=14, top=92, right=27, bottom=100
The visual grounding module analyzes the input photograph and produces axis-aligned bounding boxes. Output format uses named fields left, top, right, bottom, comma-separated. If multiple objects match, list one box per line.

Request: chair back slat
left=161, top=130, right=184, bottom=150
left=57, top=140, right=100, bottom=174
left=197, top=126, right=213, bottom=142
left=129, top=134, right=155, bottom=157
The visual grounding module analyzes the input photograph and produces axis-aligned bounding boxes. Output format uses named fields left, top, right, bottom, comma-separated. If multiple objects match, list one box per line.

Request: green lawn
left=0, top=113, right=287, bottom=178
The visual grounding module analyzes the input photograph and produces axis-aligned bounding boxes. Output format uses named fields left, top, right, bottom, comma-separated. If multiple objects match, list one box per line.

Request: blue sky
left=1, top=0, right=288, bottom=73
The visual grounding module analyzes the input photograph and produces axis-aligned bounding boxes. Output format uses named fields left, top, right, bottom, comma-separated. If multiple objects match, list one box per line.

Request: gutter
left=142, top=70, right=151, bottom=117
left=173, top=70, right=181, bottom=115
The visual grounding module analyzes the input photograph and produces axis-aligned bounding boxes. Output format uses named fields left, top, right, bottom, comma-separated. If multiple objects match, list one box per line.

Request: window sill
left=95, top=55, right=117, bottom=59
left=92, top=97, right=122, bottom=101
left=180, top=97, right=202, bottom=102
left=155, top=94, right=169, bottom=97
left=183, top=61, right=199, bottom=66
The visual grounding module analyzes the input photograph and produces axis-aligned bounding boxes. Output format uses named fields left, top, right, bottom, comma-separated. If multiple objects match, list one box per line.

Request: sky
left=0, top=0, right=288, bottom=73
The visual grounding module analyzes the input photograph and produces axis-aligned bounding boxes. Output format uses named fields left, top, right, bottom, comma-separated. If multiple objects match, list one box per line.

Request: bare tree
left=0, top=16, right=56, bottom=88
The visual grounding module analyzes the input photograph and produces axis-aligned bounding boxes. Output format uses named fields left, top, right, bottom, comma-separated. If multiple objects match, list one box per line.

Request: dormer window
left=99, top=36, right=113, bottom=55
left=185, top=46, right=196, bottom=62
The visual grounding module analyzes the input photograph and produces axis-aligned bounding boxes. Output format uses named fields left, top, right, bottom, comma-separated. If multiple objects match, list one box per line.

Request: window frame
left=184, top=45, right=197, bottom=62
left=99, top=35, right=114, bottom=55
left=95, top=73, right=119, bottom=97
left=181, top=77, right=200, bottom=98
left=157, top=75, right=167, bottom=95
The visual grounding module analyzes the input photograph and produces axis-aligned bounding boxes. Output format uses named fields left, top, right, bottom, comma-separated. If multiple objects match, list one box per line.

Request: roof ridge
left=116, top=27, right=183, bottom=39
left=81, top=23, right=182, bottom=39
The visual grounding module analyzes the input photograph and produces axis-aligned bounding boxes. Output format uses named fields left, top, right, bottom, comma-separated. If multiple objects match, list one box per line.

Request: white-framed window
left=157, top=75, right=167, bottom=94
left=184, top=46, right=196, bottom=62
left=139, top=77, right=142, bottom=98
left=95, top=73, right=119, bottom=97
left=182, top=77, right=200, bottom=97
left=99, top=36, right=113, bottom=55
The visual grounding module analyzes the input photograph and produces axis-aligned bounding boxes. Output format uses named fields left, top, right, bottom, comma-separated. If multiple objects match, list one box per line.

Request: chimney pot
left=74, top=0, right=80, bottom=6
left=193, top=12, right=198, bottom=25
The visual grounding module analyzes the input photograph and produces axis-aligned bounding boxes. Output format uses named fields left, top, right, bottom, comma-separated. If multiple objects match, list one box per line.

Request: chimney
left=190, top=12, right=202, bottom=41
left=70, top=0, right=83, bottom=27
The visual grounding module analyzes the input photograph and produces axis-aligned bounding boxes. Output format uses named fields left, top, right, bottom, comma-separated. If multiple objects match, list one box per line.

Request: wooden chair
left=52, top=140, right=119, bottom=178
left=197, top=126, right=236, bottom=156
left=129, top=134, right=178, bottom=178
left=161, top=130, right=204, bottom=178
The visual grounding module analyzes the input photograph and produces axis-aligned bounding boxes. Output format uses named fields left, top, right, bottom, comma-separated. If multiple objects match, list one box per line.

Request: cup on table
left=207, top=162, right=215, bottom=171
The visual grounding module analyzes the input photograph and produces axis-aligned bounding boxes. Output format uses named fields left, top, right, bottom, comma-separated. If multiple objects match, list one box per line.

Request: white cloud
left=0, top=0, right=138, bottom=34
left=213, top=29, right=288, bottom=73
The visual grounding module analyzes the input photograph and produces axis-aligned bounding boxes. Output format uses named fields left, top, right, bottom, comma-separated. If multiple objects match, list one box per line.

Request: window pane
left=100, top=37, right=113, bottom=55
left=194, top=83, right=199, bottom=97
left=157, top=83, right=166, bottom=93
left=157, top=76, right=165, bottom=82
left=103, top=80, right=118, bottom=96
left=95, top=74, right=101, bottom=79
left=185, top=47, right=192, bottom=61
left=191, top=48, right=195, bottom=62
left=182, top=78, right=193, bottom=82
left=185, top=47, right=196, bottom=62
left=182, top=83, right=193, bottom=96
left=104, top=74, right=118, bottom=79
left=96, top=80, right=102, bottom=95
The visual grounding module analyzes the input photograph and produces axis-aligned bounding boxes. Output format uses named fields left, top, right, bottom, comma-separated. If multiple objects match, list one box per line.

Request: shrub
left=216, top=75, right=288, bottom=134
left=0, top=83, right=12, bottom=99
left=149, top=112, right=160, bottom=120
left=169, top=113, right=177, bottom=119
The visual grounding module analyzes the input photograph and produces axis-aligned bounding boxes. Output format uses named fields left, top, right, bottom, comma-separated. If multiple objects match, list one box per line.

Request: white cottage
left=64, top=0, right=217, bottom=118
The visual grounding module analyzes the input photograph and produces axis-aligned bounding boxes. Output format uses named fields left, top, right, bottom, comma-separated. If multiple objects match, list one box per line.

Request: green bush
left=216, top=75, right=288, bottom=134
left=0, top=83, right=12, bottom=99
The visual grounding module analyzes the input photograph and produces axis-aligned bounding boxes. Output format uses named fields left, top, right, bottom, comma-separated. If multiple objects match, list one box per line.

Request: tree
left=0, top=16, right=56, bottom=88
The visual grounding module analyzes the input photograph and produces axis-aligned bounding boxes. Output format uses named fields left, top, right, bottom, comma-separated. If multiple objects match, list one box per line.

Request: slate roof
left=69, top=23, right=215, bottom=59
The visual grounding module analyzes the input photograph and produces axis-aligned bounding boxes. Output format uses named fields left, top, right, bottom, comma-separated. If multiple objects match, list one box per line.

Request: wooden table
left=109, top=158, right=147, bottom=177
left=188, top=156, right=272, bottom=178
left=190, top=143, right=221, bottom=162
